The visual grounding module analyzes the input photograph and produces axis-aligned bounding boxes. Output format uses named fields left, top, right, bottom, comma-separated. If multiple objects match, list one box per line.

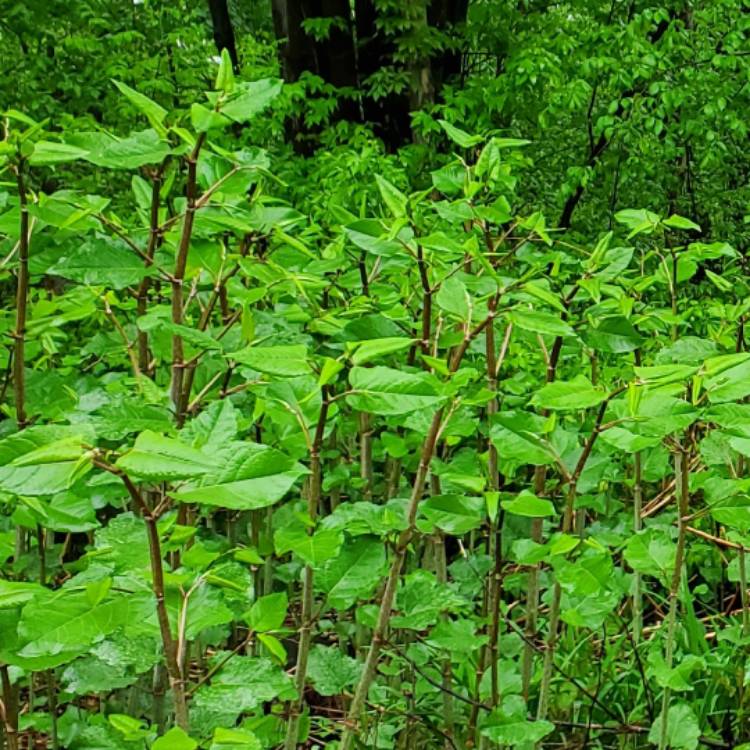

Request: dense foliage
left=2, top=1, right=750, bottom=749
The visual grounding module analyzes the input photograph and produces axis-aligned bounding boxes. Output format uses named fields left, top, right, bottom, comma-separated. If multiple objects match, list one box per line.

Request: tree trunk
left=272, top=0, right=359, bottom=148
left=207, top=0, right=239, bottom=71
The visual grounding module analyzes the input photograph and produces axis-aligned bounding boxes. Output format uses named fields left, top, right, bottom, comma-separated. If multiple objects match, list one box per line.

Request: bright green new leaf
left=531, top=375, right=607, bottom=411
left=501, top=490, right=557, bottom=518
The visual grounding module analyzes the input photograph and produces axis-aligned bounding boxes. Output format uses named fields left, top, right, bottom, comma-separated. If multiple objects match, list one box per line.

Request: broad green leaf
left=501, top=490, right=556, bottom=518
left=46, top=237, right=150, bottom=290
left=174, top=442, right=306, bottom=509
left=28, top=141, right=90, bottom=165
left=663, top=214, right=701, bottom=232
left=648, top=703, right=701, bottom=750
left=624, top=528, right=675, bottom=581
left=436, top=276, right=471, bottom=320
left=220, top=79, right=283, bottom=122
left=115, top=431, right=214, bottom=482
left=191, top=656, right=295, bottom=730
left=490, top=412, right=557, bottom=467
left=347, top=366, right=442, bottom=415
left=349, top=337, right=413, bottom=365
left=480, top=696, right=555, bottom=745
left=418, top=494, right=485, bottom=534
left=112, top=80, right=168, bottom=132
left=531, top=375, right=607, bottom=411
left=14, top=588, right=133, bottom=669
left=69, top=129, right=170, bottom=169
left=375, top=174, right=407, bottom=218
left=306, top=644, right=362, bottom=696
left=229, top=344, right=310, bottom=377
left=152, top=727, right=198, bottom=750
left=315, top=537, right=386, bottom=609
left=246, top=592, right=288, bottom=633
left=509, top=310, right=575, bottom=337
left=274, top=526, right=343, bottom=566
left=438, top=119, right=483, bottom=148
left=209, top=728, right=261, bottom=750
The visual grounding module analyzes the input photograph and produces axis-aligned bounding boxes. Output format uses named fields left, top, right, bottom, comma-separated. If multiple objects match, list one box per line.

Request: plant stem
left=657, top=447, right=689, bottom=750
left=13, top=159, right=29, bottom=430
left=171, top=136, right=205, bottom=424
left=101, top=467, right=189, bottom=729
left=341, top=408, right=444, bottom=750
left=633, top=451, right=643, bottom=644
left=536, top=395, right=614, bottom=721
left=741, top=549, right=750, bottom=639
left=284, top=389, right=330, bottom=750
left=0, top=666, right=18, bottom=750
left=136, top=171, right=163, bottom=375
left=359, top=411, right=373, bottom=501
left=341, top=309, right=497, bottom=748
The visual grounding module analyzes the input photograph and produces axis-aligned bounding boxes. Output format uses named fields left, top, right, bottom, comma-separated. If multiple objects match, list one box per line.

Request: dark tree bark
left=271, top=0, right=470, bottom=151
left=354, top=0, right=412, bottom=150
left=428, top=0, right=470, bottom=91
left=208, top=0, right=239, bottom=71
left=272, top=0, right=359, bottom=147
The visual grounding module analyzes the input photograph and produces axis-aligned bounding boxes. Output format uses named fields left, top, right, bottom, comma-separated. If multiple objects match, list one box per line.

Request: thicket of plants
left=2, top=1, right=750, bottom=749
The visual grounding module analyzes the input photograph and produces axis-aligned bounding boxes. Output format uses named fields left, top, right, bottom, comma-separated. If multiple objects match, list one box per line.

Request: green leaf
left=624, top=528, right=675, bottom=581
left=509, top=310, right=575, bottom=337
left=614, top=208, right=661, bottom=238
left=174, top=442, right=307, bottom=509
left=151, top=727, right=198, bottom=750
left=347, top=366, right=442, bottom=415
left=648, top=703, right=701, bottom=750
left=215, top=48, right=236, bottom=93
left=349, top=337, right=414, bottom=365
left=46, top=237, right=150, bottom=290
left=531, top=375, right=608, bottom=411
left=14, top=588, right=133, bottom=669
left=70, top=129, right=170, bottom=169
left=115, top=431, right=214, bottom=482
left=220, top=79, right=283, bottom=123
left=274, top=526, right=343, bottom=565
left=228, top=344, right=311, bottom=377
left=663, top=214, right=701, bottom=232
left=438, top=119, right=483, bottom=148
left=436, top=276, right=471, bottom=320
left=490, top=412, right=557, bottom=467
left=192, top=656, right=295, bottom=730
left=315, top=537, right=386, bottom=609
left=246, top=592, right=288, bottom=633
left=112, top=80, right=168, bottom=134
left=375, top=174, right=407, bottom=218
left=419, top=494, right=485, bottom=534
left=480, top=695, right=555, bottom=745
left=28, top=141, right=90, bottom=165
left=306, top=644, right=362, bottom=696
left=209, top=727, right=261, bottom=750
left=190, top=104, right=231, bottom=133
left=501, top=490, right=556, bottom=518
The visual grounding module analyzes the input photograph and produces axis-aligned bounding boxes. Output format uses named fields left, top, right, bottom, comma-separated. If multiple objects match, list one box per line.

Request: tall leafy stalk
left=284, top=387, right=330, bottom=750
left=341, top=305, right=499, bottom=749
left=657, top=446, right=689, bottom=750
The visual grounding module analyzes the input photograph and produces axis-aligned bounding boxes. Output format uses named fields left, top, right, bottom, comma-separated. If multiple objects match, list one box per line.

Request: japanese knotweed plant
left=3, top=54, right=750, bottom=750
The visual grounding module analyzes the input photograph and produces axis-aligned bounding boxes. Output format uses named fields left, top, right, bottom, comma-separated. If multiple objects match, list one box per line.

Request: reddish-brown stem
left=97, top=463, right=188, bottom=729
left=0, top=665, right=18, bottom=750
left=13, top=161, right=28, bottom=429
left=341, top=304, right=497, bottom=748
left=284, top=388, right=331, bottom=750
left=137, top=172, right=164, bottom=374
left=172, top=135, right=206, bottom=424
